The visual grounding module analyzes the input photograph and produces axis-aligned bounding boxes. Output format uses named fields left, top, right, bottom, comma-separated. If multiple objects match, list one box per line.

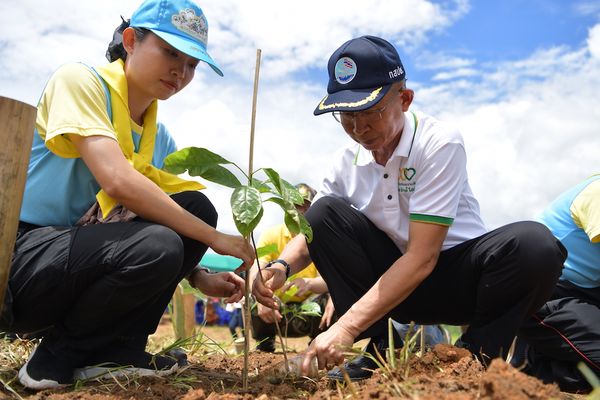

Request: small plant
left=163, top=147, right=312, bottom=242
left=278, top=299, right=322, bottom=352
left=163, top=146, right=313, bottom=388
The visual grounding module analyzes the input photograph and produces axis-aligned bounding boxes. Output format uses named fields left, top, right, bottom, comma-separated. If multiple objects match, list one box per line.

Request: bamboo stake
left=242, top=48, right=262, bottom=391
left=0, top=97, right=36, bottom=314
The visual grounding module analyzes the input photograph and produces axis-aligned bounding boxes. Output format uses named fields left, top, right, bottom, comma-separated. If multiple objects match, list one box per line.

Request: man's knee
left=511, top=221, right=566, bottom=277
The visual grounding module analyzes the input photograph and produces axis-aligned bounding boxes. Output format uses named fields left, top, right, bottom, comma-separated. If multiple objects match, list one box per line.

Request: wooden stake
left=0, top=97, right=36, bottom=314
left=243, top=49, right=262, bottom=391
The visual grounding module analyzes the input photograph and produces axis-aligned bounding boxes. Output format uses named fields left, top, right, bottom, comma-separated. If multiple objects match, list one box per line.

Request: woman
left=1, top=0, right=254, bottom=390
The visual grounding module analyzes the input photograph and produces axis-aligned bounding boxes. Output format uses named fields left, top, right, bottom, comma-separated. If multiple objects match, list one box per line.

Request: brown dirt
left=1, top=324, right=586, bottom=400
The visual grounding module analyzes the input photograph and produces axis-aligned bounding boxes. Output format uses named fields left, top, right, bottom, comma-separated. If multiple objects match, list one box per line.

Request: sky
left=1, top=0, right=600, bottom=242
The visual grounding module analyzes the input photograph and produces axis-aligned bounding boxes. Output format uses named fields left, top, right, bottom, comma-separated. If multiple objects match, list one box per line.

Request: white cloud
left=1, top=0, right=599, bottom=242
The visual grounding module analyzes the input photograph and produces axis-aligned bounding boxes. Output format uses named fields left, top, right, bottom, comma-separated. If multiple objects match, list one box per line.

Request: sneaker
left=74, top=349, right=179, bottom=381
left=327, top=337, right=387, bottom=381
left=18, top=343, right=74, bottom=390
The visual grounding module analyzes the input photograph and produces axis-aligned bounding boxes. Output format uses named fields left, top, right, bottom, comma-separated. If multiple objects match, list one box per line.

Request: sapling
left=163, top=146, right=313, bottom=388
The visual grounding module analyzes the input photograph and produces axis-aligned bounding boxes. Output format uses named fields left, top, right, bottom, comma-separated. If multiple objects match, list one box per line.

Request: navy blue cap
left=314, top=35, right=405, bottom=115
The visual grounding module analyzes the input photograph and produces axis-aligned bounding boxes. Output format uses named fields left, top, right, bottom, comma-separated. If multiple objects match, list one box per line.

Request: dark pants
left=517, top=280, right=600, bottom=392
left=1, top=191, right=215, bottom=365
left=305, top=196, right=567, bottom=363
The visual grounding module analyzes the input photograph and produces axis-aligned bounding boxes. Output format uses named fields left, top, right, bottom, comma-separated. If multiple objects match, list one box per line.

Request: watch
left=265, top=259, right=291, bottom=278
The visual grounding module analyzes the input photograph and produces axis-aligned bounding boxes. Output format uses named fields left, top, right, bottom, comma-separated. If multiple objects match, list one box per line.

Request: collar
left=354, top=111, right=418, bottom=166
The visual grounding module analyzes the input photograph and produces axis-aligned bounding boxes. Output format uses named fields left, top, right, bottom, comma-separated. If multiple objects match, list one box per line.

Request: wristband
left=265, top=259, right=291, bottom=279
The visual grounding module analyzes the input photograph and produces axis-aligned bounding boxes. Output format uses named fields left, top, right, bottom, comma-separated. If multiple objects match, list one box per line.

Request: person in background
left=226, top=301, right=244, bottom=340
left=515, top=174, right=600, bottom=393
left=0, top=0, right=254, bottom=390
left=253, top=35, right=566, bottom=381
left=249, top=183, right=334, bottom=352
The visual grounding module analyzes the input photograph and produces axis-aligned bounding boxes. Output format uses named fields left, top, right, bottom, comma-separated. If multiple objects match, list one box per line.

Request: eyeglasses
left=332, top=104, right=388, bottom=124
left=331, top=89, right=403, bottom=124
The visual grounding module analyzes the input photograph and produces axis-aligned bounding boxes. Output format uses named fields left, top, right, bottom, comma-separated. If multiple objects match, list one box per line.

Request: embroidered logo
left=398, top=167, right=416, bottom=193
left=172, top=8, right=208, bottom=46
left=334, top=57, right=357, bottom=84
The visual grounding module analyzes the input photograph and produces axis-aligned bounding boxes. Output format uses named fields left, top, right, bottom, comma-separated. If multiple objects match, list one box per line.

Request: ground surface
left=0, top=320, right=588, bottom=400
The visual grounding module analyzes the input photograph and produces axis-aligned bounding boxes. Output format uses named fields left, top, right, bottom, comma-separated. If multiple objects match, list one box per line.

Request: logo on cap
left=335, top=57, right=357, bottom=84
left=172, top=8, right=208, bottom=46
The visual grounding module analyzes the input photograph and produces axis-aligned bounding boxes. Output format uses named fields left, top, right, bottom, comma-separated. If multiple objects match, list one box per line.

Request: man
left=515, top=175, right=600, bottom=392
left=250, top=183, right=333, bottom=352
left=253, top=35, right=567, bottom=381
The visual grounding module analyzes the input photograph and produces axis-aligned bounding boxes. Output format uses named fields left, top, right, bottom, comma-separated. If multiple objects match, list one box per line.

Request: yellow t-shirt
left=257, top=224, right=319, bottom=303
left=37, top=63, right=117, bottom=153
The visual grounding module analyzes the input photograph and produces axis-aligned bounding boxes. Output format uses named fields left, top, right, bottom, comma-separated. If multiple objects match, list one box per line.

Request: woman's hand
left=192, top=270, right=245, bottom=303
left=209, top=232, right=255, bottom=271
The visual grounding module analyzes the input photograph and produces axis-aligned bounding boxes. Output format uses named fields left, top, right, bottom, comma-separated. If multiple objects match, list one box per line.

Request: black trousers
left=1, top=191, right=215, bottom=365
left=305, top=196, right=567, bottom=362
left=517, top=280, right=600, bottom=392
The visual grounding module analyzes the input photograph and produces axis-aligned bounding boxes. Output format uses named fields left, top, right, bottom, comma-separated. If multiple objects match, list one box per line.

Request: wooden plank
left=0, top=97, right=36, bottom=314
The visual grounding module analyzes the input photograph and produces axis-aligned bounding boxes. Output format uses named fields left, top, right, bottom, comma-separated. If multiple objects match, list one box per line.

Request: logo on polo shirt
left=398, top=167, right=416, bottom=193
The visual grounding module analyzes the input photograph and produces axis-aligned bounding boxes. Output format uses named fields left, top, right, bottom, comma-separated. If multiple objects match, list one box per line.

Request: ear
left=400, top=89, right=414, bottom=112
left=122, top=27, right=136, bottom=54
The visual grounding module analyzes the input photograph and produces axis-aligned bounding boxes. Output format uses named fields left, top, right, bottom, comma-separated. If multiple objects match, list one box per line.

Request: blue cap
left=314, top=35, right=405, bottom=115
left=131, top=0, right=223, bottom=76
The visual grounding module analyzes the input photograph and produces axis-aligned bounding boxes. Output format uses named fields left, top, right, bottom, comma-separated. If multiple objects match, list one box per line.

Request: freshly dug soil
left=2, top=343, right=582, bottom=400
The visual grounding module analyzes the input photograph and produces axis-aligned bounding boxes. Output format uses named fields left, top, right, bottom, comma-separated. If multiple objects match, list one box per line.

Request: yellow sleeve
left=571, top=179, right=600, bottom=243
left=36, top=63, right=117, bottom=158
left=256, top=225, right=289, bottom=265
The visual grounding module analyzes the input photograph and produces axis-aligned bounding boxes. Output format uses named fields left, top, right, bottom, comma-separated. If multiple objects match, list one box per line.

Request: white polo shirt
left=315, top=111, right=486, bottom=253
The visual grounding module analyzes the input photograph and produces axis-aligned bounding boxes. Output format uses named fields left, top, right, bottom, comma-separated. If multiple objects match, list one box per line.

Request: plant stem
left=242, top=48, right=262, bottom=392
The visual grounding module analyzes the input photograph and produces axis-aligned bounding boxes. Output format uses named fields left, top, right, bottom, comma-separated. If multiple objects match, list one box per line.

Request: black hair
left=105, top=17, right=150, bottom=62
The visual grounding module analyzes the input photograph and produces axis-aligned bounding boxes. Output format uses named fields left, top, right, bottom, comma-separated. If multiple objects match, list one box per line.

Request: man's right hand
left=252, top=266, right=287, bottom=309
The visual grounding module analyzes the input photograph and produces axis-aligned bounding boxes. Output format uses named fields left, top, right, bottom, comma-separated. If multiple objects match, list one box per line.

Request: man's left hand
left=301, top=321, right=354, bottom=374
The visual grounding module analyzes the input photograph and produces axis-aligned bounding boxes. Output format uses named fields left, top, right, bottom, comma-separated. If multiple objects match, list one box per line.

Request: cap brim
left=151, top=30, right=223, bottom=77
left=313, top=84, right=392, bottom=115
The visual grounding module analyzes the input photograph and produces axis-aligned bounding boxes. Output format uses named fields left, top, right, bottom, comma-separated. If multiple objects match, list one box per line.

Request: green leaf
left=281, top=180, right=304, bottom=205
left=284, top=207, right=301, bottom=236
left=231, top=186, right=263, bottom=236
left=256, top=243, right=278, bottom=258
left=163, top=147, right=242, bottom=188
left=263, top=168, right=283, bottom=195
left=234, top=207, right=263, bottom=237
left=251, top=178, right=272, bottom=193
left=298, top=213, right=313, bottom=243
left=299, top=301, right=322, bottom=317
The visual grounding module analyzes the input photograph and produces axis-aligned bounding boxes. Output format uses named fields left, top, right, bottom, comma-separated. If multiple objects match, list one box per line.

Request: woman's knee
left=171, top=191, right=218, bottom=228
left=123, top=224, right=185, bottom=281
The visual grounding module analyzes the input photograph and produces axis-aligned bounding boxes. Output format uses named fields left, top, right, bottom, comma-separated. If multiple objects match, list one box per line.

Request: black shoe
left=18, top=342, right=74, bottom=390
left=327, top=337, right=387, bottom=381
left=327, top=354, right=380, bottom=381
left=256, top=338, right=276, bottom=353
left=73, top=348, right=179, bottom=381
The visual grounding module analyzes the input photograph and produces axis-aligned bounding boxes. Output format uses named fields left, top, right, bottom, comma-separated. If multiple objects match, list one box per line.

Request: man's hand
left=257, top=302, right=282, bottom=323
left=192, top=270, right=244, bottom=303
left=252, top=266, right=287, bottom=309
left=301, top=321, right=355, bottom=374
